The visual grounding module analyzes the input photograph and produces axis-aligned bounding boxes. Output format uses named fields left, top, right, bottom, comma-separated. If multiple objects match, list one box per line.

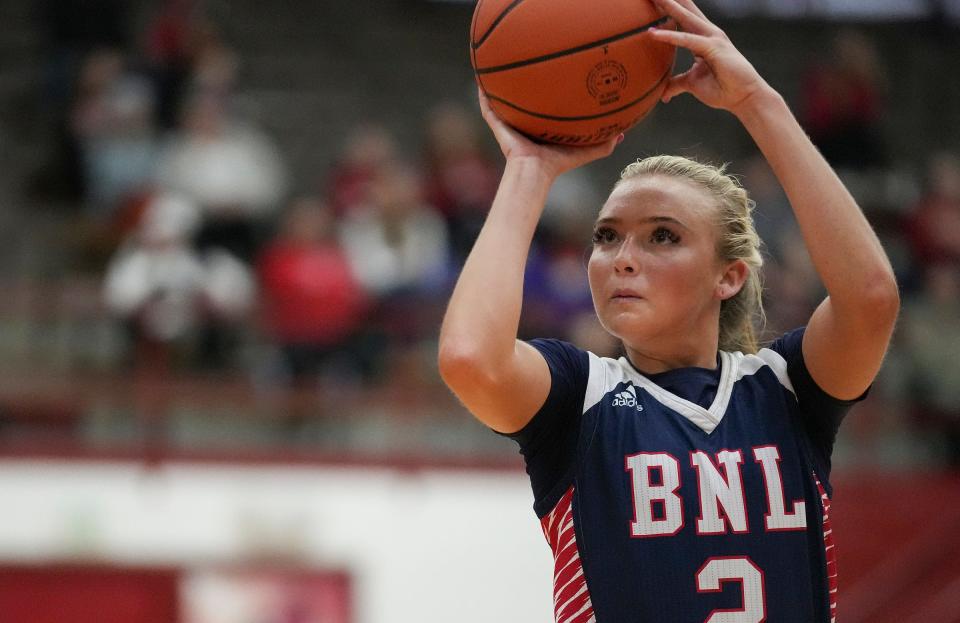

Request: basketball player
left=438, top=0, right=899, bottom=621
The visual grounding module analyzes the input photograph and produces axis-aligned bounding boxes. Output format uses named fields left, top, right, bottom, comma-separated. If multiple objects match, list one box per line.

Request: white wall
left=0, top=461, right=554, bottom=623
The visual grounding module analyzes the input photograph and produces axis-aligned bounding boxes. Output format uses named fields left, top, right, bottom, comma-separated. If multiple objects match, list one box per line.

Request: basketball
left=470, top=0, right=676, bottom=145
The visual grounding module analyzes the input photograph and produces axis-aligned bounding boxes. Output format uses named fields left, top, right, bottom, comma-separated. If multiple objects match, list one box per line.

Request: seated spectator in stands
left=71, top=50, right=159, bottom=220
left=339, top=162, right=450, bottom=344
left=103, top=193, right=255, bottom=371
left=903, top=151, right=960, bottom=269
left=521, top=189, right=597, bottom=341
left=143, top=0, right=236, bottom=129
left=142, top=0, right=199, bottom=130
left=326, top=123, right=398, bottom=216
left=421, top=101, right=501, bottom=262
left=37, top=0, right=130, bottom=107
left=900, top=263, right=960, bottom=466
left=30, top=0, right=131, bottom=204
left=741, top=154, right=795, bottom=261
left=185, top=23, right=239, bottom=102
left=155, top=92, right=287, bottom=262
left=800, top=29, right=888, bottom=169
left=538, top=168, right=602, bottom=237
left=257, top=198, right=370, bottom=384
left=760, top=233, right=822, bottom=339
left=736, top=154, right=824, bottom=339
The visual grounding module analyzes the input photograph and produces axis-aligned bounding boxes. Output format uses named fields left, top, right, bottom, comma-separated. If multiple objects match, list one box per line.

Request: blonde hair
left=616, top=155, right=765, bottom=354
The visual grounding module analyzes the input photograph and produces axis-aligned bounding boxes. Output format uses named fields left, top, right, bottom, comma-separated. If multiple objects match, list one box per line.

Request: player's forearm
left=439, top=158, right=554, bottom=372
left=736, top=89, right=898, bottom=313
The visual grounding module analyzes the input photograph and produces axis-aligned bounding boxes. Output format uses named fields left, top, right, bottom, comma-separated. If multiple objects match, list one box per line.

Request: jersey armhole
left=499, top=339, right=590, bottom=518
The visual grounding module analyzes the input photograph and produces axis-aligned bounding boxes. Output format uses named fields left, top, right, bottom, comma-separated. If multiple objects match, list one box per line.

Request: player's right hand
left=648, top=0, right=772, bottom=118
left=477, top=86, right=622, bottom=179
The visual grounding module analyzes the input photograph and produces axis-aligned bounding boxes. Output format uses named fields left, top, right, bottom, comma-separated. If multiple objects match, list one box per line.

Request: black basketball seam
left=471, top=0, right=484, bottom=49
left=472, top=0, right=490, bottom=97
left=474, top=15, right=671, bottom=75
left=485, top=65, right=671, bottom=122
left=471, top=0, right=481, bottom=74
left=472, top=0, right=528, bottom=50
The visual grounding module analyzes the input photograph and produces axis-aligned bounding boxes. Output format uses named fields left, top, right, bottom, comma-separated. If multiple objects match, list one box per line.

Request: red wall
left=831, top=471, right=960, bottom=623
left=0, top=564, right=179, bottom=623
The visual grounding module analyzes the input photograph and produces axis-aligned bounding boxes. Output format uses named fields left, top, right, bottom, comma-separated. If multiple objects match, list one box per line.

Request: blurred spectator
left=142, top=0, right=195, bottom=129
left=539, top=169, right=603, bottom=234
left=142, top=0, right=238, bottom=129
left=421, top=101, right=501, bottom=261
left=800, top=29, right=888, bottom=169
left=71, top=50, right=158, bottom=219
left=155, top=92, right=288, bottom=262
left=326, top=123, right=398, bottom=216
left=731, top=155, right=827, bottom=340
left=340, top=162, right=450, bottom=299
left=903, top=151, right=960, bottom=269
left=37, top=0, right=130, bottom=106
left=740, top=155, right=795, bottom=261
left=31, top=0, right=131, bottom=204
left=567, top=312, right=620, bottom=359
left=761, top=234, right=822, bottom=339
left=522, top=205, right=596, bottom=341
left=257, top=198, right=370, bottom=384
left=103, top=194, right=255, bottom=371
left=339, top=162, right=450, bottom=344
left=189, top=36, right=240, bottom=102
left=899, top=263, right=960, bottom=466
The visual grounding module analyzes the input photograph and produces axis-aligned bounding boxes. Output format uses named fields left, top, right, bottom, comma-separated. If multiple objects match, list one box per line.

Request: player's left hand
left=648, top=0, right=772, bottom=116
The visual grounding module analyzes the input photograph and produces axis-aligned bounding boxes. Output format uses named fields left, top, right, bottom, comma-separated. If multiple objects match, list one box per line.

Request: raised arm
left=649, top=0, right=899, bottom=400
left=437, top=91, right=619, bottom=433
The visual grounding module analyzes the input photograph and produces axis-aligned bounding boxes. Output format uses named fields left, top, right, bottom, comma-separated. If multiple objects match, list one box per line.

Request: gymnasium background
left=0, top=1, right=958, bottom=622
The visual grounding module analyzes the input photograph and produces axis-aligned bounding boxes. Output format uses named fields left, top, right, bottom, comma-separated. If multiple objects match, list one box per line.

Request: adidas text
left=612, top=391, right=643, bottom=411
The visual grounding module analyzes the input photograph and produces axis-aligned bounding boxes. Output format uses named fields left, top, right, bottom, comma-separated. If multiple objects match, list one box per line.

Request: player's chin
left=598, top=306, right=654, bottom=340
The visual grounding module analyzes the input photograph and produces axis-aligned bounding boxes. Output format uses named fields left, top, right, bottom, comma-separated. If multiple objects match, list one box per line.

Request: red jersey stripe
left=541, top=487, right=595, bottom=623
left=815, top=474, right=838, bottom=623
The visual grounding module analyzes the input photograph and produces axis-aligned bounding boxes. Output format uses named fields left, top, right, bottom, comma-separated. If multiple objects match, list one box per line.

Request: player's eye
left=650, top=226, right=680, bottom=245
left=592, top=226, right=618, bottom=245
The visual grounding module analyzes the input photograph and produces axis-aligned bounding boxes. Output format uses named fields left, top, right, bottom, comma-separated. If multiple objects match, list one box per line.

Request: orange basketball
left=470, top=0, right=676, bottom=145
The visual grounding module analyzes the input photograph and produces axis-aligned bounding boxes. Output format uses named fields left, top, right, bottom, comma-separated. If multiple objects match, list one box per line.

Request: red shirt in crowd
left=257, top=242, right=368, bottom=346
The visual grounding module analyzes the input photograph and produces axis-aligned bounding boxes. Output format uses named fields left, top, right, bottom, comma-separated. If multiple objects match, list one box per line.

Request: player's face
left=588, top=174, right=728, bottom=351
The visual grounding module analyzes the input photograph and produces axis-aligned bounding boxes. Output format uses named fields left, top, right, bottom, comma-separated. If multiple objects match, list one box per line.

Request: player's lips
left=611, top=288, right=643, bottom=300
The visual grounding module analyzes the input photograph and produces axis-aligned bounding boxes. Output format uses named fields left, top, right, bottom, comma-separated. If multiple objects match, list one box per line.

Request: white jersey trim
left=735, top=348, right=796, bottom=396
left=583, top=352, right=610, bottom=415
left=581, top=348, right=795, bottom=434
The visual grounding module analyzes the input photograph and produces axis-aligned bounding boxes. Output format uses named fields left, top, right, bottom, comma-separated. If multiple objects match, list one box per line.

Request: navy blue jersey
left=505, top=328, right=863, bottom=623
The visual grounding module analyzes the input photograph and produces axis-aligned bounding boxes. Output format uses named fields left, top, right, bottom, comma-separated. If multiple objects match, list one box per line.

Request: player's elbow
left=862, top=270, right=901, bottom=326
left=843, top=270, right=900, bottom=334
left=829, top=269, right=900, bottom=340
left=438, top=337, right=513, bottom=395
left=437, top=340, right=467, bottom=386
left=438, top=340, right=490, bottom=391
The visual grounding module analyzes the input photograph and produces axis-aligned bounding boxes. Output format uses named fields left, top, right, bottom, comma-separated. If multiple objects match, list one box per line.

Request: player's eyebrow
left=594, top=215, right=690, bottom=231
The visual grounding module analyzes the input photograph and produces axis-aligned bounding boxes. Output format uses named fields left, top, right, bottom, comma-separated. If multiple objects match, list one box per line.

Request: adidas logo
left=612, top=385, right=643, bottom=411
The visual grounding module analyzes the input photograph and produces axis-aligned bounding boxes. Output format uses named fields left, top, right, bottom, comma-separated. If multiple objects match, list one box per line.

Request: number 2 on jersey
left=696, top=556, right=765, bottom=623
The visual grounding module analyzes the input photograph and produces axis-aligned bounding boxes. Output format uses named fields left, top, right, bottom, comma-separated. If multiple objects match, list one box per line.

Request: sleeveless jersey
left=505, top=328, right=863, bottom=623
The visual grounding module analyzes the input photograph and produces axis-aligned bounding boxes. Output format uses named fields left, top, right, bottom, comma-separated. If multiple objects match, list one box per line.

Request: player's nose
left=613, top=239, right=639, bottom=274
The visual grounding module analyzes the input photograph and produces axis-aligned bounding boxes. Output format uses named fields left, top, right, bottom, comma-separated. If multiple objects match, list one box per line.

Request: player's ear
left=716, top=259, right=749, bottom=301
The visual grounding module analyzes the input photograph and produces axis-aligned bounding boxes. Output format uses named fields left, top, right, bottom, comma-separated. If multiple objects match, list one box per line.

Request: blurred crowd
left=13, top=1, right=960, bottom=465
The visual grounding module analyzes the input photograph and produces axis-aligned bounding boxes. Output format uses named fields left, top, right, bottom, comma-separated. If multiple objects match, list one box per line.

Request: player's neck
left=622, top=334, right=720, bottom=374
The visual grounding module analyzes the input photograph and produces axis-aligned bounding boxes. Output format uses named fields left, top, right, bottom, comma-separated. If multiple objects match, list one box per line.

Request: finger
left=569, top=133, right=622, bottom=162
left=650, top=0, right=714, bottom=35
left=649, top=26, right=714, bottom=56
left=591, top=134, right=623, bottom=160
left=478, top=88, right=508, bottom=129
left=477, top=85, right=493, bottom=117
left=660, top=71, right=694, bottom=103
left=477, top=87, right=505, bottom=135
left=671, top=0, right=712, bottom=23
